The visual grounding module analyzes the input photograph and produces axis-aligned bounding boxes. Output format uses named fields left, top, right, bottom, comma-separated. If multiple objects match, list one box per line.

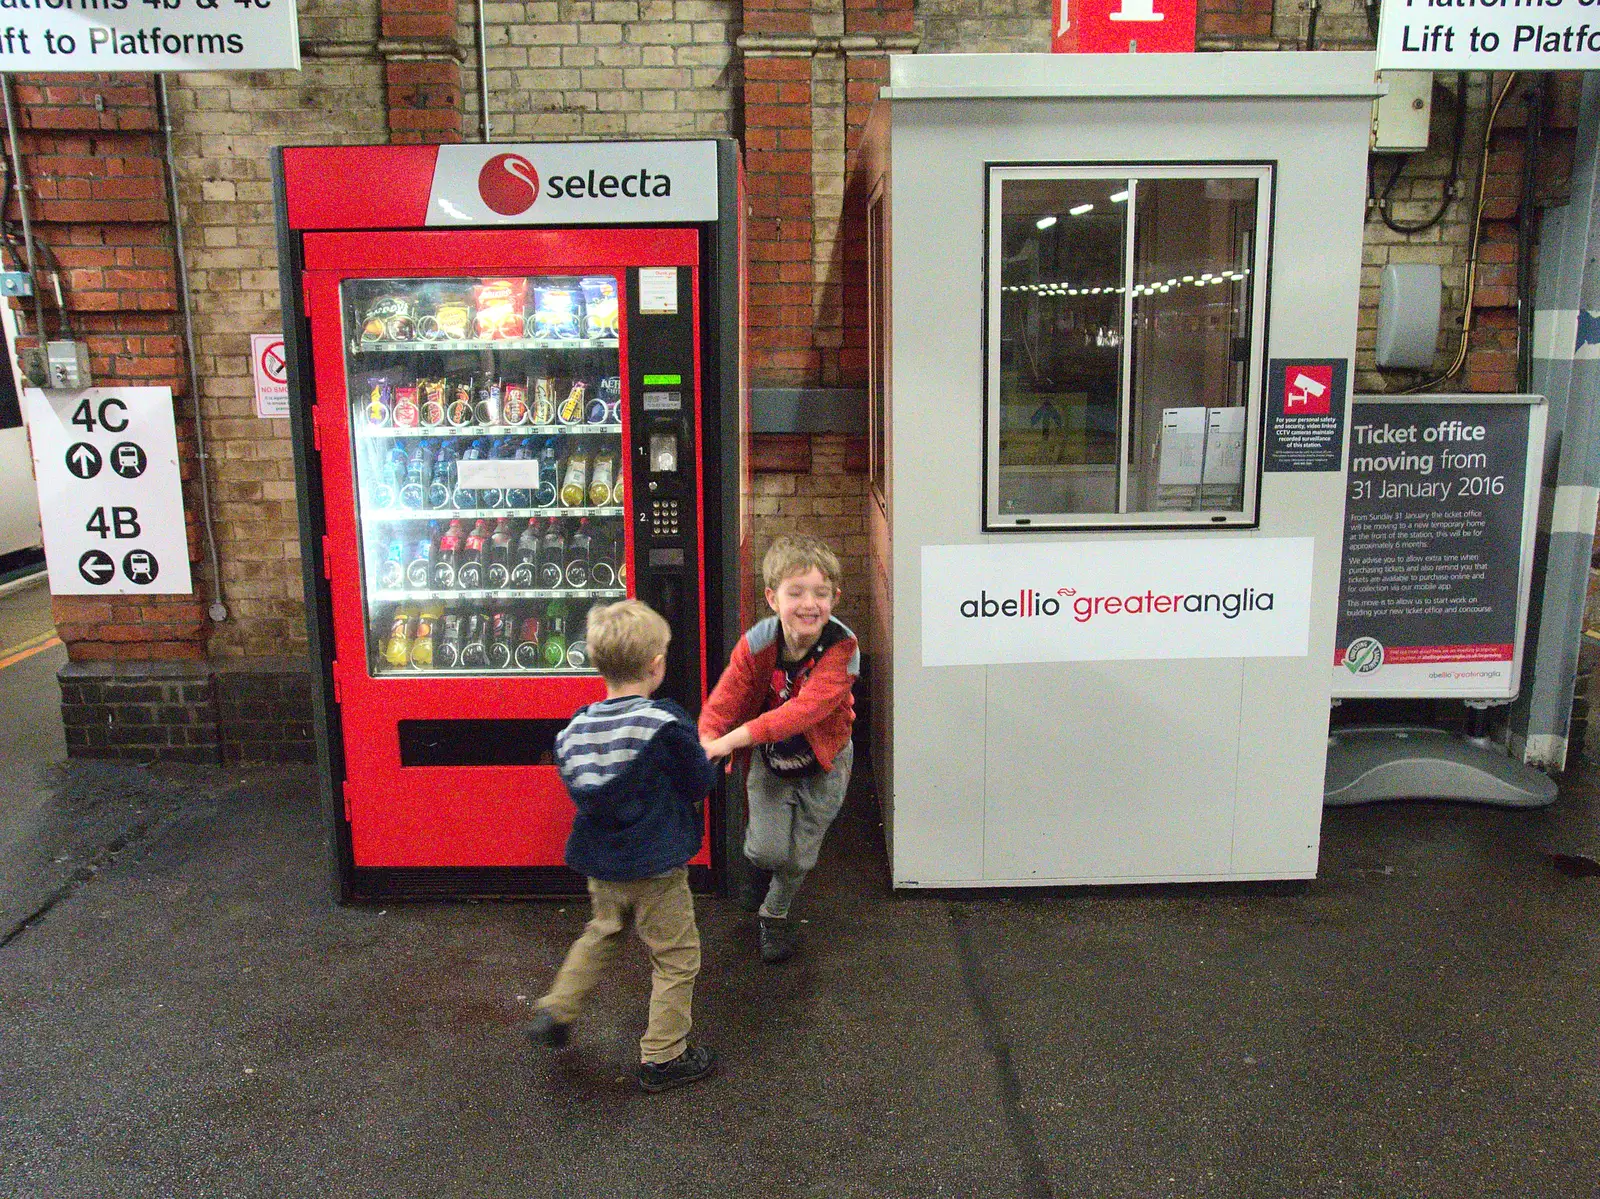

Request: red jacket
left=699, top=616, right=858, bottom=772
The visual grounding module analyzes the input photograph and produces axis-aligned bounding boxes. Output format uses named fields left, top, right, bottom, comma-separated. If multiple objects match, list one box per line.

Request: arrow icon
left=66, top=442, right=102, bottom=479
left=78, top=549, right=114, bottom=585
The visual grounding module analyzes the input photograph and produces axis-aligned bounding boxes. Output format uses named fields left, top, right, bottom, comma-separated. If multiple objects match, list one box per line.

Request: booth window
left=984, top=164, right=1272, bottom=530
left=868, top=186, right=888, bottom=507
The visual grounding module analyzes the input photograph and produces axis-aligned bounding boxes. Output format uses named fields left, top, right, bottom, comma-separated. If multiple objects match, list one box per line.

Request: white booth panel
left=982, top=658, right=1243, bottom=883
left=890, top=658, right=987, bottom=885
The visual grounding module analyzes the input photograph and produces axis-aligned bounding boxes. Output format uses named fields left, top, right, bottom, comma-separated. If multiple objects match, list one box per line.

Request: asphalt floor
left=1, top=582, right=1597, bottom=1197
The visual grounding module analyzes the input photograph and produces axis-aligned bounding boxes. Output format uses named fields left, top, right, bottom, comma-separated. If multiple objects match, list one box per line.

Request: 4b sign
left=24, top=387, right=191, bottom=596
left=1053, top=0, right=1197, bottom=54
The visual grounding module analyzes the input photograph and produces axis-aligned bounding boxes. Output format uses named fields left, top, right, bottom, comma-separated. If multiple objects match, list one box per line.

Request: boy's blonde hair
left=762, top=533, right=842, bottom=591
left=586, top=599, right=671, bottom=682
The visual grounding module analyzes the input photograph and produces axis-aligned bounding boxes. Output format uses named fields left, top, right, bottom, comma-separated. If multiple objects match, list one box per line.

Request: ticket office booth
left=860, top=53, right=1380, bottom=887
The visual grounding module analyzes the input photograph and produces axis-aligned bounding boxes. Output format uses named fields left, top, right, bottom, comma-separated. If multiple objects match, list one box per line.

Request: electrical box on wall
left=46, top=340, right=92, bottom=390
left=1373, top=71, right=1433, bottom=153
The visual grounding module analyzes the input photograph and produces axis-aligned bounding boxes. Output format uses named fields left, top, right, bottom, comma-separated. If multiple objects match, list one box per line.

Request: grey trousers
left=743, top=741, right=853, bottom=919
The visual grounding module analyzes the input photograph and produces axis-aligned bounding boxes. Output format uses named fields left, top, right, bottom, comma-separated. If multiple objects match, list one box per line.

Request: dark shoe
left=736, top=865, right=771, bottom=914
left=638, top=1045, right=716, bottom=1093
left=526, top=1007, right=570, bottom=1050
left=758, top=915, right=796, bottom=964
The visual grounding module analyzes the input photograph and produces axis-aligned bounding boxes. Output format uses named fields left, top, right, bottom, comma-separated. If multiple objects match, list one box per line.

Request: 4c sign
left=1053, top=0, right=1197, bottom=53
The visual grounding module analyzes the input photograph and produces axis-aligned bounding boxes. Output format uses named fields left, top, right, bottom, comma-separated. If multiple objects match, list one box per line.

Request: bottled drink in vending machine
left=400, top=441, right=433, bottom=510
left=560, top=451, right=589, bottom=508
left=375, top=443, right=407, bottom=508
left=433, top=518, right=464, bottom=589
left=428, top=441, right=457, bottom=510
left=410, top=603, right=442, bottom=669
left=505, top=438, right=535, bottom=509
left=566, top=605, right=590, bottom=669
left=534, top=439, right=560, bottom=507
left=487, top=518, right=514, bottom=589
left=510, top=518, right=540, bottom=588
left=538, top=519, right=566, bottom=589
left=383, top=606, right=416, bottom=668
left=478, top=439, right=507, bottom=510
left=437, top=607, right=463, bottom=668
left=460, top=607, right=489, bottom=668
left=454, top=439, right=484, bottom=509
left=589, top=451, right=615, bottom=508
left=488, top=609, right=514, bottom=669
left=457, top=519, right=489, bottom=589
left=541, top=599, right=569, bottom=668
left=513, top=610, right=543, bottom=669
left=566, top=518, right=592, bottom=588
left=590, top=528, right=618, bottom=589
left=380, top=535, right=406, bottom=590
left=407, top=523, right=437, bottom=589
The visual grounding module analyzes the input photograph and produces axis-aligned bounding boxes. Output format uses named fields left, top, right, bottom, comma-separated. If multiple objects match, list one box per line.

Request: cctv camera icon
left=1286, top=371, right=1330, bottom=412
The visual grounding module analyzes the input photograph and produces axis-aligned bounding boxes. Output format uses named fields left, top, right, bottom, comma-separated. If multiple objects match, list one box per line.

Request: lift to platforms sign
left=0, top=1, right=300, bottom=74
left=1377, top=0, right=1600, bottom=71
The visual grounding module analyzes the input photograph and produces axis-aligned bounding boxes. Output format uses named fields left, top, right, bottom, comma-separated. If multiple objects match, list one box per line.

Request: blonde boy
left=700, top=535, right=858, bottom=964
left=528, top=600, right=719, bottom=1093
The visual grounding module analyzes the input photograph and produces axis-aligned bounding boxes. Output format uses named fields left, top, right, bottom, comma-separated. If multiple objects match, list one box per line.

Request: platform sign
left=1377, top=0, right=1600, bottom=70
left=1053, top=0, right=1197, bottom=54
left=0, top=7, right=300, bottom=73
left=1333, top=395, right=1544, bottom=700
left=252, top=333, right=290, bottom=418
left=24, top=387, right=192, bottom=596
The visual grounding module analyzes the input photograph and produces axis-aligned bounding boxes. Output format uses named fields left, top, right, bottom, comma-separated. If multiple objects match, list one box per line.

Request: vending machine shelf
left=371, top=587, right=624, bottom=602
left=357, top=423, right=622, bottom=439
left=366, top=506, right=623, bottom=520
left=372, top=665, right=595, bottom=678
left=354, top=337, right=621, bottom=354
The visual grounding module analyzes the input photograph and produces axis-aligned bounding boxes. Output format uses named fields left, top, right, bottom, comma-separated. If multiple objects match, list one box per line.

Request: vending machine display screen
left=340, top=274, right=628, bottom=678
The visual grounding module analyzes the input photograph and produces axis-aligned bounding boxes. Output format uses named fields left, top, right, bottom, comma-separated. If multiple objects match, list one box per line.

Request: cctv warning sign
left=1265, top=358, right=1348, bottom=473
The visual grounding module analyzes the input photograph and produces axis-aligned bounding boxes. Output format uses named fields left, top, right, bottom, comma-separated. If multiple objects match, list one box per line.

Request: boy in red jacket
left=700, top=534, right=857, bottom=964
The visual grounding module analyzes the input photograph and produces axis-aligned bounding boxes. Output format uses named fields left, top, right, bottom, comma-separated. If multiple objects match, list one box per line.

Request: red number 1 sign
left=1052, top=0, right=1197, bottom=54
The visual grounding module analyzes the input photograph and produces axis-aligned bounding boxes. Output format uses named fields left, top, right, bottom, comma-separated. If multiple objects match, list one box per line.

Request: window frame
left=981, top=160, right=1276, bottom=533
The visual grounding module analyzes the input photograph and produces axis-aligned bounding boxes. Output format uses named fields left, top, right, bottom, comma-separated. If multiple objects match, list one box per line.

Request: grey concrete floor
left=0, top=712, right=1597, bottom=1196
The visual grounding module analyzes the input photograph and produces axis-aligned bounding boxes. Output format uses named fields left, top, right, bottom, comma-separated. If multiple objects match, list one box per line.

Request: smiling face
left=766, top=566, right=837, bottom=655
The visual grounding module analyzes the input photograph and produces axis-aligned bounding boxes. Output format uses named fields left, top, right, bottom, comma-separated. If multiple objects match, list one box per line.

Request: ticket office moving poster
left=1333, top=397, right=1543, bottom=699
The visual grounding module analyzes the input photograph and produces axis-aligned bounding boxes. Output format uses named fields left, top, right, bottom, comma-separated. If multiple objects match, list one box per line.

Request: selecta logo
left=478, top=153, right=539, bottom=215
left=959, top=586, right=1277, bottom=623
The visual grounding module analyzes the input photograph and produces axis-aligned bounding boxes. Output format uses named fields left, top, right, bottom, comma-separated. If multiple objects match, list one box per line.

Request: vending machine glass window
left=342, top=274, right=628, bottom=677
left=984, top=164, right=1272, bottom=529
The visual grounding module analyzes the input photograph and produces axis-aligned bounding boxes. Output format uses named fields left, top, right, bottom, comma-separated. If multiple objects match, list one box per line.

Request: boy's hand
left=701, top=726, right=752, bottom=760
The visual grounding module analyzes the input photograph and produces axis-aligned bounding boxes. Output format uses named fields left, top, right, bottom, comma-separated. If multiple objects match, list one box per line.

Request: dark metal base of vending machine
left=345, top=864, right=718, bottom=902
left=1324, top=725, right=1558, bottom=809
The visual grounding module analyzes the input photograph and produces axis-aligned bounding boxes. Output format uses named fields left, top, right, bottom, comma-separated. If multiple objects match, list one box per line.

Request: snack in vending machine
left=419, top=378, right=448, bottom=428
left=474, top=378, right=502, bottom=427
left=383, top=606, right=417, bottom=668
left=433, top=518, right=464, bottom=589
left=460, top=607, right=490, bottom=668
left=541, top=599, right=570, bottom=668
left=558, top=380, right=588, bottom=425
left=501, top=381, right=530, bottom=426
left=447, top=378, right=476, bottom=428
left=488, top=609, right=515, bottom=670
left=428, top=441, right=458, bottom=510
left=392, top=385, right=421, bottom=429
left=380, top=535, right=407, bottom=591
left=565, top=519, right=592, bottom=588
left=363, top=379, right=393, bottom=427
left=453, top=440, right=484, bottom=509
left=421, top=297, right=472, bottom=341
left=581, top=276, right=620, bottom=340
left=410, top=603, right=442, bottom=669
left=531, top=378, right=557, bottom=426
left=487, top=518, right=514, bottom=589
left=595, top=376, right=622, bottom=426
left=530, top=283, right=585, bottom=340
left=471, top=279, right=528, bottom=341
left=513, top=610, right=543, bottom=669
left=506, top=439, right=536, bottom=509
left=585, top=394, right=610, bottom=425
left=458, top=519, right=490, bottom=590
left=589, top=529, right=617, bottom=589
left=510, top=518, right=540, bottom=588
left=406, top=523, right=437, bottom=590
left=437, top=608, right=464, bottom=669
left=588, top=451, right=615, bottom=508
left=361, top=295, right=416, bottom=343
left=399, top=441, right=433, bottom=510
left=560, top=453, right=589, bottom=508
left=534, top=440, right=560, bottom=508
left=538, top=519, right=566, bottom=590
left=374, top=443, right=408, bottom=509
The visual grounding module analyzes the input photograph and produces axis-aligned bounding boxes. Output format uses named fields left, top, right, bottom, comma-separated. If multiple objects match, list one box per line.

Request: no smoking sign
left=252, top=332, right=290, bottom=418
left=24, top=386, right=192, bottom=596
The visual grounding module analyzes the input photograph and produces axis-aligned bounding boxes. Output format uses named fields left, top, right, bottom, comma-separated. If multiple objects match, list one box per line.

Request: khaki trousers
left=539, top=868, right=700, bottom=1064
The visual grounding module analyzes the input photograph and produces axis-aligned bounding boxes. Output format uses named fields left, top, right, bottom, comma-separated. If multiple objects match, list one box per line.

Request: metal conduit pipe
left=156, top=74, right=227, bottom=624
left=478, top=0, right=492, bottom=142
left=1, top=75, right=51, bottom=356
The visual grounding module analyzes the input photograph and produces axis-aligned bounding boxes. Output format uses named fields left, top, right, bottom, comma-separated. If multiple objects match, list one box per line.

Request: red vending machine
left=273, top=140, right=744, bottom=900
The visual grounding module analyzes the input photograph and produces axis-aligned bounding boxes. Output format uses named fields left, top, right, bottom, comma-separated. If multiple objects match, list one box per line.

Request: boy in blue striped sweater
left=526, top=599, right=719, bottom=1093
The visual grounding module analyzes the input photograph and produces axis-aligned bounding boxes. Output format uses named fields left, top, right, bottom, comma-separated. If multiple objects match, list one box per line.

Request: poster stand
left=1325, top=394, right=1556, bottom=808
